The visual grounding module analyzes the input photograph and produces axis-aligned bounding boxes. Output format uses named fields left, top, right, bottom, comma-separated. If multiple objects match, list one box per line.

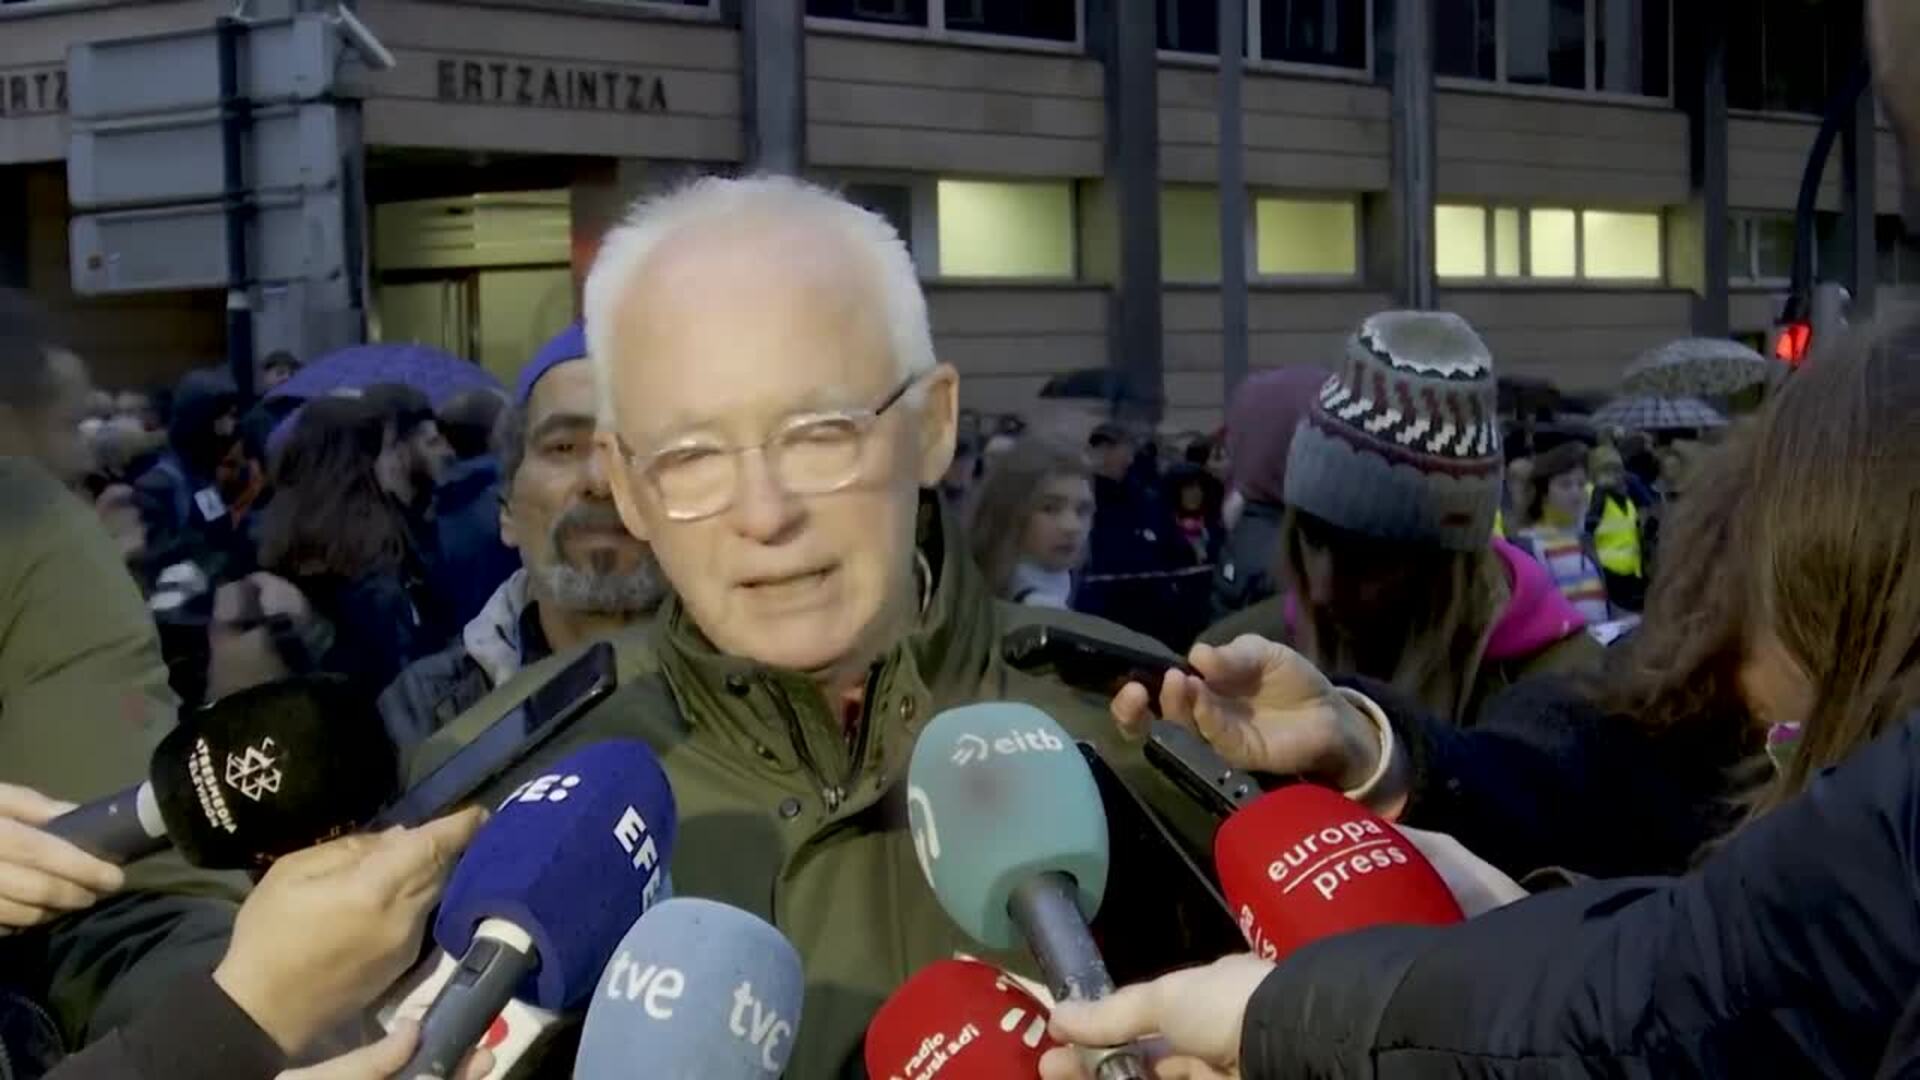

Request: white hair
left=582, top=174, right=938, bottom=428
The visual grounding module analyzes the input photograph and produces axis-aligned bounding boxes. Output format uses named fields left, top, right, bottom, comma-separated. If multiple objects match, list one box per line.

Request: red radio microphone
left=1215, top=784, right=1462, bottom=961
left=865, top=959, right=1059, bottom=1080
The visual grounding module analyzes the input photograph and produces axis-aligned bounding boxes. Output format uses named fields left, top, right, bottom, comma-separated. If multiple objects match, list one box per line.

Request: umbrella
left=1593, top=395, right=1728, bottom=433
left=1621, top=338, right=1777, bottom=398
left=1039, top=367, right=1123, bottom=402
left=266, top=343, right=500, bottom=408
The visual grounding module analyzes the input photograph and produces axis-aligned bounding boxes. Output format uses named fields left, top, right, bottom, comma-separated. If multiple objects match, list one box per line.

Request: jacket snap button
left=777, top=797, right=802, bottom=820
left=755, top=743, right=778, bottom=763
left=898, top=698, right=918, bottom=723
left=725, top=675, right=750, bottom=696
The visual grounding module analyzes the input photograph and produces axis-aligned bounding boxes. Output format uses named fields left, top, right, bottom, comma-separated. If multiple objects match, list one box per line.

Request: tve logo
left=948, top=727, right=1065, bottom=767
left=604, top=951, right=685, bottom=1018
left=501, top=773, right=581, bottom=807
left=613, top=805, right=667, bottom=906
left=729, top=980, right=794, bottom=1072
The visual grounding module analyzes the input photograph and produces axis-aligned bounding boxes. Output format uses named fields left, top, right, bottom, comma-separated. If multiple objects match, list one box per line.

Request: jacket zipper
left=765, top=667, right=881, bottom=814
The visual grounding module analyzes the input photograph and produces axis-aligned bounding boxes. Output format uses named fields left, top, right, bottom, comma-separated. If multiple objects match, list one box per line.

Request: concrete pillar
left=1387, top=0, right=1436, bottom=309
left=1218, top=0, right=1248, bottom=412
left=1093, top=0, right=1164, bottom=424
left=742, top=0, right=804, bottom=174
left=1678, top=0, right=1730, bottom=336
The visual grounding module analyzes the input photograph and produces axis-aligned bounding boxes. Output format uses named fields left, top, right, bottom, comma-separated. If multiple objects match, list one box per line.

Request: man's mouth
left=740, top=566, right=836, bottom=596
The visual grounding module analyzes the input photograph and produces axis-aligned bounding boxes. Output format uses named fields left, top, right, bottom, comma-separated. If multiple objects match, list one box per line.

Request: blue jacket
left=1240, top=709, right=1920, bottom=1078
left=426, top=456, right=518, bottom=642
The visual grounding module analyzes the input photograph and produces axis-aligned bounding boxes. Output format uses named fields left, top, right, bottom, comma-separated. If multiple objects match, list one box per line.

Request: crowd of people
left=0, top=5, right=1917, bottom=1076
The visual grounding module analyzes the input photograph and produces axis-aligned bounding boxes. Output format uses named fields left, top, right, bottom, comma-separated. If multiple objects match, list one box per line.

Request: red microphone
left=1215, top=785, right=1463, bottom=962
left=865, top=959, right=1059, bottom=1079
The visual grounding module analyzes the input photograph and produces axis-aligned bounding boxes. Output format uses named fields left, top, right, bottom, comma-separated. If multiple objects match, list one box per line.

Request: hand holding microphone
left=1038, top=954, right=1276, bottom=1080
left=214, top=807, right=485, bottom=1055
left=0, top=782, right=125, bottom=932
left=1110, top=635, right=1409, bottom=814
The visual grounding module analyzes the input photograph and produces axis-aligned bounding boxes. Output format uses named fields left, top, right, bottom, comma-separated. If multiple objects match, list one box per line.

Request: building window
left=1163, top=187, right=1223, bottom=282
left=1254, top=195, right=1360, bottom=277
left=1729, top=210, right=1853, bottom=283
left=1156, top=0, right=1370, bottom=72
left=843, top=183, right=917, bottom=256
left=936, top=179, right=1075, bottom=278
left=1728, top=0, right=1858, bottom=115
left=1439, top=204, right=1663, bottom=282
left=808, top=0, right=1078, bottom=43
left=1435, top=0, right=1669, bottom=99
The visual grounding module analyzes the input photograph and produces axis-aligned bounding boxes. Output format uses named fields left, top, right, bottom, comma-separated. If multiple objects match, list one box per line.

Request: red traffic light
left=1773, top=321, right=1813, bottom=366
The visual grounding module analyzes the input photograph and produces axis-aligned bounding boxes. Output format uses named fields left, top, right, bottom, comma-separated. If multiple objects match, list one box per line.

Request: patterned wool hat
left=1283, top=311, right=1503, bottom=552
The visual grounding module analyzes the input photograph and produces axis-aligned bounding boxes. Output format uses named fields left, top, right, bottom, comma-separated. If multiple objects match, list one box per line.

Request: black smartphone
left=1004, top=624, right=1268, bottom=818
left=1079, top=743, right=1247, bottom=983
left=371, top=641, right=618, bottom=828
left=1000, top=624, right=1196, bottom=704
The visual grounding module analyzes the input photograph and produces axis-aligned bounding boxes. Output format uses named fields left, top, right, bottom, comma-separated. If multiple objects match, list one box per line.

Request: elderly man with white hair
left=404, top=175, right=1215, bottom=1075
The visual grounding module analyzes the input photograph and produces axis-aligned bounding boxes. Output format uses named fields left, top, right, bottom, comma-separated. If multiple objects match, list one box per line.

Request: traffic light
left=1772, top=282, right=1851, bottom=368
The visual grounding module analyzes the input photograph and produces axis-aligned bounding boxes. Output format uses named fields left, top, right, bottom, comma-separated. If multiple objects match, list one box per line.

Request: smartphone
left=1079, top=743, right=1247, bottom=982
left=1000, top=624, right=1196, bottom=704
left=371, top=641, right=618, bottom=828
left=1004, top=624, right=1270, bottom=819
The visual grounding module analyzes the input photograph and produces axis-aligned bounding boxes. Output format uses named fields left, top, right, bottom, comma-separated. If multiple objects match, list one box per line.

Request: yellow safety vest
left=1592, top=493, right=1643, bottom=578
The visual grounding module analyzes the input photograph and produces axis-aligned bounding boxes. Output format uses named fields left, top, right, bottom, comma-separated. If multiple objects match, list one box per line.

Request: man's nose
left=726, top=448, right=804, bottom=544
left=580, top=448, right=613, bottom=499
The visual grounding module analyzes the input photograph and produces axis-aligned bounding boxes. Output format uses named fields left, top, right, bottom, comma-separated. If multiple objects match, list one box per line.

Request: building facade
left=0, top=0, right=1904, bottom=428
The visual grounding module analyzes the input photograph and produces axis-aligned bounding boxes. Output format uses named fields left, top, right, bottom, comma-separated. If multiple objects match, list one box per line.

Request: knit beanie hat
left=1283, top=311, right=1503, bottom=552
left=514, top=322, right=586, bottom=406
left=1224, top=366, right=1327, bottom=508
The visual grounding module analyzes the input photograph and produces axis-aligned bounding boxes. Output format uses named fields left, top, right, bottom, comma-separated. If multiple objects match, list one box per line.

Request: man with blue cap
left=379, top=323, right=664, bottom=750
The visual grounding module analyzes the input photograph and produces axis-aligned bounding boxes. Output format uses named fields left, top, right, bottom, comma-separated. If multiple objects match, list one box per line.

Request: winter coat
left=377, top=570, right=550, bottom=752
left=425, top=456, right=518, bottom=642
left=1240, top=707, right=1920, bottom=1079
left=37, top=974, right=282, bottom=1080
left=403, top=497, right=1223, bottom=1077
left=1353, top=673, right=1743, bottom=880
left=0, top=459, right=240, bottom=1070
left=1211, top=498, right=1284, bottom=621
left=1203, top=537, right=1603, bottom=727
left=1077, top=474, right=1209, bottom=650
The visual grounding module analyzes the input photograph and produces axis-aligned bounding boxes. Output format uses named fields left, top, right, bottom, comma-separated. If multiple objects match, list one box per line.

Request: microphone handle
left=1007, top=872, right=1150, bottom=1080
left=44, top=783, right=169, bottom=865
left=398, top=922, right=538, bottom=1080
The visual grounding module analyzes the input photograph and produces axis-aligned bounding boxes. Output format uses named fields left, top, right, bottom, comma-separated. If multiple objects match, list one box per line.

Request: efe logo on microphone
left=502, top=773, right=581, bottom=806
left=948, top=727, right=1065, bottom=767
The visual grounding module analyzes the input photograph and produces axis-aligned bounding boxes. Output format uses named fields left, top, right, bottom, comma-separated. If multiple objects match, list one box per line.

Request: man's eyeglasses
left=616, top=372, right=924, bottom=522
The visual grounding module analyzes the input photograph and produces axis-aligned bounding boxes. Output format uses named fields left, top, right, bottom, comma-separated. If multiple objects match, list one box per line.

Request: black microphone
left=45, top=675, right=399, bottom=869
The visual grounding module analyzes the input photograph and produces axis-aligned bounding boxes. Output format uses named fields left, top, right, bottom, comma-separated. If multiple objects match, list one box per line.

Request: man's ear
left=596, top=432, right=652, bottom=542
left=914, top=363, right=961, bottom=488
left=497, top=486, right=521, bottom=551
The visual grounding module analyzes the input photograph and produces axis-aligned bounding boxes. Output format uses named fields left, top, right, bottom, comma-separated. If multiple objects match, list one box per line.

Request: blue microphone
left=398, top=739, right=677, bottom=1079
left=573, top=898, right=805, bottom=1079
left=907, top=702, right=1146, bottom=1080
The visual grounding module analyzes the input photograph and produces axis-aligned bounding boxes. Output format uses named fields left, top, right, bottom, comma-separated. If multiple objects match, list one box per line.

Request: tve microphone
left=865, top=959, right=1058, bottom=1080
left=906, top=702, right=1147, bottom=1080
left=45, top=675, right=397, bottom=868
left=1215, top=784, right=1463, bottom=961
left=399, top=739, right=677, bottom=1079
left=574, top=897, right=804, bottom=1079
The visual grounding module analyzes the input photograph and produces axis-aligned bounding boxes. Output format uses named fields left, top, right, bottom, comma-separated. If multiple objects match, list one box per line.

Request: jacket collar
left=464, top=569, right=534, bottom=688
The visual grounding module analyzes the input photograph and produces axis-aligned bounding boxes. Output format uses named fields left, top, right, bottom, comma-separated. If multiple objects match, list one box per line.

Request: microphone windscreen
left=1215, top=785, right=1463, bottom=961
left=906, top=702, right=1108, bottom=949
left=864, top=959, right=1058, bottom=1080
left=576, top=897, right=803, bottom=1080
left=433, top=738, right=677, bottom=1010
left=148, top=674, right=398, bottom=868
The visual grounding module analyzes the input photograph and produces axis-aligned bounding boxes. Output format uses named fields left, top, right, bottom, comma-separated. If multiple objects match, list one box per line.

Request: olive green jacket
left=0, top=459, right=240, bottom=1048
left=409, top=506, right=1217, bottom=1077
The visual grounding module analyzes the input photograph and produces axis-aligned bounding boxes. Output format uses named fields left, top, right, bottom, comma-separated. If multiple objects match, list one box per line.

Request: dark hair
left=495, top=400, right=530, bottom=489
left=0, top=287, right=64, bottom=410
left=257, top=396, right=412, bottom=580
left=1522, top=441, right=1588, bottom=522
left=262, top=350, right=300, bottom=373
left=438, top=388, right=508, bottom=461
left=1606, top=311, right=1920, bottom=830
left=361, top=382, right=434, bottom=436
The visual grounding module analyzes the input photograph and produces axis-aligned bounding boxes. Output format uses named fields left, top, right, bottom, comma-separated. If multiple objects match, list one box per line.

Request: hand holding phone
left=1124, top=636, right=1396, bottom=804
